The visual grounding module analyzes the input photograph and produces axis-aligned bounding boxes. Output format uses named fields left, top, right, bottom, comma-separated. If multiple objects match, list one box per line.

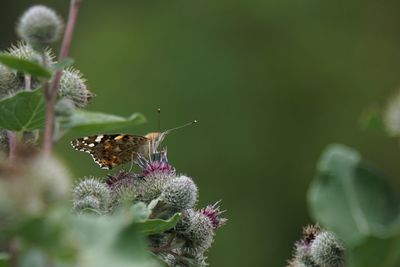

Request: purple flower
left=136, top=149, right=176, bottom=177
left=200, top=201, right=227, bottom=230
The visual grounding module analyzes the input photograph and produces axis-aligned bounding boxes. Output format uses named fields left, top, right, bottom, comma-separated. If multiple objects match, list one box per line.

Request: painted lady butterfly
left=71, top=121, right=196, bottom=169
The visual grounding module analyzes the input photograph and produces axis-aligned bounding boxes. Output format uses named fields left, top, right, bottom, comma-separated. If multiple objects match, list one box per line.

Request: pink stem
left=43, top=0, right=83, bottom=154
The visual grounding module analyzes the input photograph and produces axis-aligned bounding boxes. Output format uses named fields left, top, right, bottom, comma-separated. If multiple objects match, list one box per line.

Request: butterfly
left=70, top=120, right=196, bottom=170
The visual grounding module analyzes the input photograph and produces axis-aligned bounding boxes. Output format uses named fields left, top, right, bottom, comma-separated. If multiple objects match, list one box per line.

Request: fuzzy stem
left=43, top=0, right=82, bottom=154
left=24, top=74, right=31, bottom=90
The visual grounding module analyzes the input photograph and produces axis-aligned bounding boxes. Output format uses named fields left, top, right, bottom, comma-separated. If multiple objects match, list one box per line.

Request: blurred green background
left=2, top=0, right=400, bottom=266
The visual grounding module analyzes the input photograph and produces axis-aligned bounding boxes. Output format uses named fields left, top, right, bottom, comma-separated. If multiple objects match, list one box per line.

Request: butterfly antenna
left=164, top=120, right=197, bottom=134
left=157, top=108, right=161, bottom=133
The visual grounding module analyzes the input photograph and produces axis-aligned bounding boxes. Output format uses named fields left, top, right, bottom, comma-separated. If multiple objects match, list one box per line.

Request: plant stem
left=43, top=0, right=82, bottom=154
left=24, top=74, right=31, bottom=90
left=7, top=131, right=16, bottom=160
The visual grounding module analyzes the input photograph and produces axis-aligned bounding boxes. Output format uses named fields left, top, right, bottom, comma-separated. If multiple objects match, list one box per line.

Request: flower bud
left=106, top=171, right=138, bottom=206
left=17, top=5, right=63, bottom=48
left=310, top=231, right=345, bottom=267
left=8, top=42, right=54, bottom=64
left=72, top=177, right=111, bottom=214
left=135, top=172, right=175, bottom=203
left=200, top=201, right=227, bottom=230
left=160, top=175, right=198, bottom=210
left=287, top=225, right=345, bottom=267
left=0, top=43, right=55, bottom=98
left=59, top=67, right=94, bottom=108
left=182, top=211, right=214, bottom=253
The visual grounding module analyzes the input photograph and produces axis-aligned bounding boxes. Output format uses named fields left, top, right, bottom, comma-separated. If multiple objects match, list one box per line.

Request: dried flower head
left=17, top=5, right=63, bottom=48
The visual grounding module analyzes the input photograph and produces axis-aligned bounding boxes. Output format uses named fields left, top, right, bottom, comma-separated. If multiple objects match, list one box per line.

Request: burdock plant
left=73, top=149, right=227, bottom=266
left=0, top=1, right=226, bottom=267
left=287, top=225, right=345, bottom=267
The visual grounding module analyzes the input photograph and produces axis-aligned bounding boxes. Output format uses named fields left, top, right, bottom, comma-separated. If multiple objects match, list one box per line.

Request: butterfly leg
left=128, top=151, right=139, bottom=172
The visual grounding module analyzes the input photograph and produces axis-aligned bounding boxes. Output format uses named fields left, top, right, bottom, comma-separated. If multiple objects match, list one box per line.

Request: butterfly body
left=71, top=132, right=166, bottom=169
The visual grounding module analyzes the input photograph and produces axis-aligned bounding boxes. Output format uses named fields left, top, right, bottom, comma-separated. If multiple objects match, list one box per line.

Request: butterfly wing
left=71, top=134, right=148, bottom=169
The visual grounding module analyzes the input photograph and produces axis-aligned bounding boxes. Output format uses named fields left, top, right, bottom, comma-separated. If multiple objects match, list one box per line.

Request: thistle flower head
left=134, top=151, right=177, bottom=203
left=200, top=201, right=227, bottom=230
left=181, top=210, right=215, bottom=254
left=59, top=67, right=94, bottom=108
left=105, top=171, right=139, bottom=205
left=72, top=177, right=111, bottom=214
left=17, top=5, right=63, bottom=48
left=293, top=241, right=316, bottom=267
left=175, top=209, right=196, bottom=232
left=160, top=175, right=198, bottom=211
left=287, top=225, right=345, bottom=267
left=7, top=42, right=55, bottom=64
left=303, top=224, right=321, bottom=245
left=73, top=195, right=102, bottom=212
left=0, top=43, right=54, bottom=97
left=137, top=149, right=175, bottom=177
left=310, top=231, right=345, bottom=267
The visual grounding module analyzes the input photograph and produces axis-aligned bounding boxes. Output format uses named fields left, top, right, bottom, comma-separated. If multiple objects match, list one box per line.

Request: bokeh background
left=2, top=1, right=400, bottom=266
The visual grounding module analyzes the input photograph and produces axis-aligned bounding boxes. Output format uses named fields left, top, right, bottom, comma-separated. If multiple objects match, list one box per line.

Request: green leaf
left=0, top=88, right=46, bottom=131
left=59, top=110, right=146, bottom=135
left=348, top=235, right=400, bottom=267
left=0, top=53, right=52, bottom=79
left=139, top=213, right=181, bottom=235
left=51, top=58, right=74, bottom=71
left=70, top=212, right=159, bottom=267
left=308, top=144, right=400, bottom=246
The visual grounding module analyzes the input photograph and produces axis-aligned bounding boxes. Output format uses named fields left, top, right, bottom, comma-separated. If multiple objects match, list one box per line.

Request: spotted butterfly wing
left=71, top=134, right=149, bottom=169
